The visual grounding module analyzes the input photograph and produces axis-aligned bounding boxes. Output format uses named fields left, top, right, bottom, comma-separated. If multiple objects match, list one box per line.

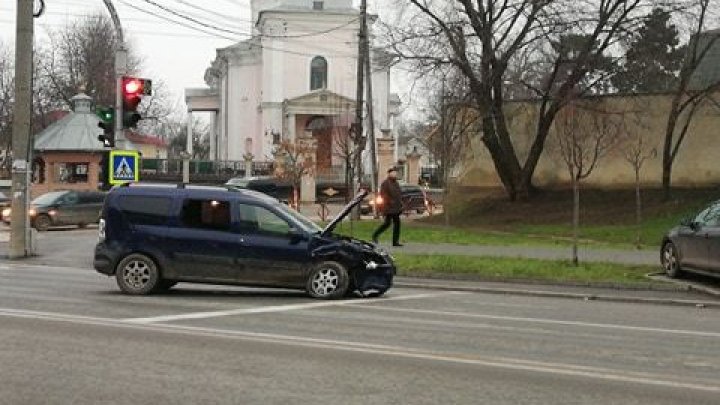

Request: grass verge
left=393, top=254, right=660, bottom=286
left=331, top=219, right=629, bottom=249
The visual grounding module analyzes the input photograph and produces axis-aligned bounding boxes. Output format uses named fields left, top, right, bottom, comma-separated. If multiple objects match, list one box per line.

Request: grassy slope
left=394, top=254, right=657, bottom=285
left=420, top=187, right=718, bottom=249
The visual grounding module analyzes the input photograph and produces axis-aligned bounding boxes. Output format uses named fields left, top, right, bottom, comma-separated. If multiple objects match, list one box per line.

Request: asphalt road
left=1, top=255, right=720, bottom=404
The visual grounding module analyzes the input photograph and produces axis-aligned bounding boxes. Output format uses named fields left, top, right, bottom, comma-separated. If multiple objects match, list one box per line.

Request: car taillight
left=98, top=218, right=106, bottom=242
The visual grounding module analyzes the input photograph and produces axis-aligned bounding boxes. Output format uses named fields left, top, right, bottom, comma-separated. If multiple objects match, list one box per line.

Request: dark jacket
left=379, top=178, right=402, bottom=215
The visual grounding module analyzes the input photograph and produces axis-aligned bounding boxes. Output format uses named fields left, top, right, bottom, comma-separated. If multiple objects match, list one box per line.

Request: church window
left=313, top=1, right=324, bottom=10
left=310, top=56, right=328, bottom=90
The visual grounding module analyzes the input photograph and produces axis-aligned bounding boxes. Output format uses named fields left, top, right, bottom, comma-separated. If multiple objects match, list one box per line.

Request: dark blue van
left=93, top=184, right=395, bottom=299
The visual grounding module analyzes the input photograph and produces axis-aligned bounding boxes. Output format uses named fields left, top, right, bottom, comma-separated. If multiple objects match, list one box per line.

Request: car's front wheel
left=115, top=253, right=161, bottom=295
left=306, top=261, right=349, bottom=299
left=33, top=214, right=52, bottom=231
left=662, top=242, right=683, bottom=278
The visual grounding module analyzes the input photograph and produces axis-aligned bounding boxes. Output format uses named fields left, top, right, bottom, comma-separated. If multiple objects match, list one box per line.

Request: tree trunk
left=480, top=118, right=523, bottom=201
left=662, top=95, right=682, bottom=201
left=572, top=175, right=580, bottom=266
left=635, top=167, right=643, bottom=250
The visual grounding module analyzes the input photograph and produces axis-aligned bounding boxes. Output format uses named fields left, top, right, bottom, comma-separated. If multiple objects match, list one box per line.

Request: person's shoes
left=392, top=243, right=404, bottom=247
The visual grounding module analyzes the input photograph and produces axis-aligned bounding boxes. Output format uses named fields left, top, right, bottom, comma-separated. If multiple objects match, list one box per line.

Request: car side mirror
left=288, top=228, right=307, bottom=242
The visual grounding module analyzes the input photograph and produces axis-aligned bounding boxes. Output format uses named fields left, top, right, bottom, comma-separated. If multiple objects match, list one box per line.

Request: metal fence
left=140, top=158, right=274, bottom=177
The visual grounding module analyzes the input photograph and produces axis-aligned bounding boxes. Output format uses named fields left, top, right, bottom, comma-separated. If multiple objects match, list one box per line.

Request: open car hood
left=321, top=189, right=369, bottom=237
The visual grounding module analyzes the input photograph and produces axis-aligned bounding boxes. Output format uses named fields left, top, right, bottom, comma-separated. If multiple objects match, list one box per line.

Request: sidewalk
left=380, top=242, right=658, bottom=266
left=394, top=276, right=720, bottom=307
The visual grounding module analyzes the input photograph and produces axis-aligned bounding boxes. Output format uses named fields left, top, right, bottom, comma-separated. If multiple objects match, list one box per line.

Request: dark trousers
left=373, top=213, right=401, bottom=244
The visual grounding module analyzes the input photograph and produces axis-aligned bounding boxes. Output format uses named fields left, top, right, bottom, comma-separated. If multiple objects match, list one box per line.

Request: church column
left=287, top=113, right=296, bottom=142
left=210, top=110, right=218, bottom=161
left=299, top=131, right=317, bottom=204
left=183, top=111, right=193, bottom=183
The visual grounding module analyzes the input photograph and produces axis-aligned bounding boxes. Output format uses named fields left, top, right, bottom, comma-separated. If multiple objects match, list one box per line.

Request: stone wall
left=458, top=93, right=720, bottom=188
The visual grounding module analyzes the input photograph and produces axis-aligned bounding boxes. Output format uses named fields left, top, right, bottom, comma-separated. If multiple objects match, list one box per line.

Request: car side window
left=702, top=205, right=720, bottom=227
left=181, top=199, right=231, bottom=231
left=63, top=193, right=79, bottom=205
left=237, top=204, right=291, bottom=236
left=117, top=196, right=172, bottom=226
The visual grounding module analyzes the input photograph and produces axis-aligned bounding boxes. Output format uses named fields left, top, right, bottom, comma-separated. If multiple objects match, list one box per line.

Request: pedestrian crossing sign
left=109, top=150, right=140, bottom=185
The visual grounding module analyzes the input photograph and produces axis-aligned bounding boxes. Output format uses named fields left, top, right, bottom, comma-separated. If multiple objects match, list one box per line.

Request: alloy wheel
left=311, top=268, right=339, bottom=297
left=122, top=260, right=152, bottom=290
left=663, top=244, right=678, bottom=277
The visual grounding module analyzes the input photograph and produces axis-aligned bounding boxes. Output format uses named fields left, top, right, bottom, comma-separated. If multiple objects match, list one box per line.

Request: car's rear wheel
left=115, top=253, right=161, bottom=295
left=33, top=214, right=52, bottom=231
left=306, top=261, right=349, bottom=299
left=662, top=242, right=682, bottom=278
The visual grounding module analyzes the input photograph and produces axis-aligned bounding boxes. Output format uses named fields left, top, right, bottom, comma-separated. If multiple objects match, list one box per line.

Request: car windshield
left=32, top=191, right=67, bottom=206
left=275, top=203, right=322, bottom=234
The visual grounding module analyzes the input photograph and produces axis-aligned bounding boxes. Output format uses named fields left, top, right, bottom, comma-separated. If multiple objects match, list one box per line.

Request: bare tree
left=619, top=110, right=656, bottom=249
left=422, top=72, right=477, bottom=226
left=387, top=0, right=653, bottom=201
left=332, top=126, right=358, bottom=203
left=274, top=140, right=315, bottom=210
left=662, top=0, right=720, bottom=199
left=36, top=14, right=171, bottom=124
left=0, top=42, right=14, bottom=175
left=555, top=100, right=620, bottom=265
left=161, top=116, right=211, bottom=160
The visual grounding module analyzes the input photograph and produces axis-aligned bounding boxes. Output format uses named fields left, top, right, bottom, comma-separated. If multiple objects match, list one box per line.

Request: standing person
left=372, top=167, right=403, bottom=246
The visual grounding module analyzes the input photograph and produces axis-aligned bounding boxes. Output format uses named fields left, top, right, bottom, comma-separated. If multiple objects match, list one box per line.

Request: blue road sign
left=109, top=150, right=139, bottom=185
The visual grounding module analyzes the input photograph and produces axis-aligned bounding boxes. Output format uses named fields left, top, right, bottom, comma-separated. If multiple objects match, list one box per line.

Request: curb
left=393, top=279, right=720, bottom=309
left=646, top=272, right=720, bottom=298
left=397, top=271, right=686, bottom=292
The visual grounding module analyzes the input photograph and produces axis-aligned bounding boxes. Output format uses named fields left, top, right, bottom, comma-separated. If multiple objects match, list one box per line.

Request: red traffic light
left=124, top=78, right=142, bottom=95
left=121, top=76, right=152, bottom=96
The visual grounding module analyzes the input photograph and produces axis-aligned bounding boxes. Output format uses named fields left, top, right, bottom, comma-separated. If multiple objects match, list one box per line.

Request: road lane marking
left=122, top=291, right=466, bottom=323
left=352, top=306, right=720, bottom=338
left=1, top=306, right=719, bottom=393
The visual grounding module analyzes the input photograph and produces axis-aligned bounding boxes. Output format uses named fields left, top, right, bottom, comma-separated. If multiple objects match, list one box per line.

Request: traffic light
left=96, top=106, right=115, bottom=148
left=121, top=76, right=152, bottom=129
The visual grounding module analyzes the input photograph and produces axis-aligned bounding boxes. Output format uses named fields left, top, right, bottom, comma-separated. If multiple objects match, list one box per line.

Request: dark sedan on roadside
left=661, top=201, right=720, bottom=279
left=2, top=190, right=106, bottom=231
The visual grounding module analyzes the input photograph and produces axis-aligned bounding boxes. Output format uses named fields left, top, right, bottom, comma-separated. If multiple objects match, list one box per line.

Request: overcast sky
left=0, top=0, right=402, bottom=117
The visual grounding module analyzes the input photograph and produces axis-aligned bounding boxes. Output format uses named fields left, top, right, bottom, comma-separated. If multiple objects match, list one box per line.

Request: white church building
left=185, top=0, right=401, bottom=175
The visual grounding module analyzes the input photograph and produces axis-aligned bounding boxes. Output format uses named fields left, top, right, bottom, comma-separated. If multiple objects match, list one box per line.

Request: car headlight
left=48, top=210, right=58, bottom=216
left=366, top=261, right=379, bottom=270
left=2, top=208, right=10, bottom=218
left=28, top=208, right=37, bottom=217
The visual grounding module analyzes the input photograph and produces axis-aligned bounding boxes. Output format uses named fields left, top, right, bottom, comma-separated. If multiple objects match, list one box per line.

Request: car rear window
left=117, top=196, right=172, bottom=226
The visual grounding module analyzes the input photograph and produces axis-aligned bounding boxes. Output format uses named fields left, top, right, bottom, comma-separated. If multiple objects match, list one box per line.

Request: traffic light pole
left=115, top=49, right=127, bottom=149
left=9, top=0, right=34, bottom=258
left=102, top=0, right=126, bottom=149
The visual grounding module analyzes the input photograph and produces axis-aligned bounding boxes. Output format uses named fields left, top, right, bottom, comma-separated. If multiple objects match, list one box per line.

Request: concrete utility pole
left=8, top=0, right=34, bottom=259
left=101, top=0, right=127, bottom=149
left=364, top=37, right=378, bottom=198
left=353, top=0, right=368, bottom=194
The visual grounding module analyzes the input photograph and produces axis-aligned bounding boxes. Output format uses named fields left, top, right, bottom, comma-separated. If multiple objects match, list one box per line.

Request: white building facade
left=186, top=0, right=400, bottom=175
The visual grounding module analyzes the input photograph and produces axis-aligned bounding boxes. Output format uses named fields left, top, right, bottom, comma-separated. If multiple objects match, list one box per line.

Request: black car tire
left=33, top=214, right=52, bottom=232
left=115, top=253, right=161, bottom=295
left=306, top=261, right=349, bottom=300
left=662, top=242, right=683, bottom=278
